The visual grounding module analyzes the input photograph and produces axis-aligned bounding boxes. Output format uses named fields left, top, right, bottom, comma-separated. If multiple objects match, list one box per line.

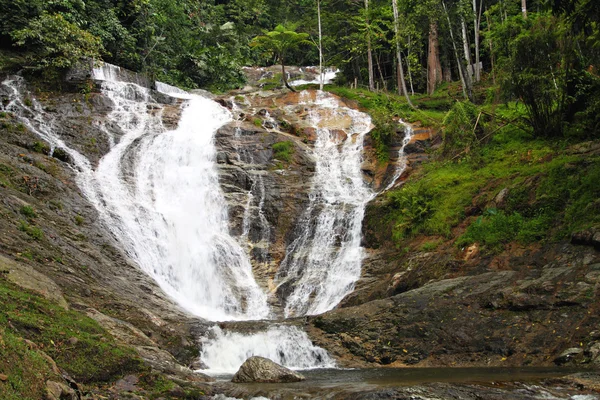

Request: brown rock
left=231, top=356, right=305, bottom=383
left=0, top=374, right=8, bottom=381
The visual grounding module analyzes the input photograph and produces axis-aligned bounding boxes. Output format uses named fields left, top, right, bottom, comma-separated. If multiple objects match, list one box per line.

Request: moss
left=19, top=206, right=37, bottom=219
left=0, top=327, right=59, bottom=400
left=74, top=215, right=84, bottom=226
left=0, top=278, right=145, bottom=384
left=17, top=220, right=44, bottom=240
left=31, top=141, right=50, bottom=155
left=272, top=140, right=294, bottom=163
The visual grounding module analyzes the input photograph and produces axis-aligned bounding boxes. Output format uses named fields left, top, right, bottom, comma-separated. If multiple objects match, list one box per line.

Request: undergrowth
left=0, top=278, right=144, bottom=384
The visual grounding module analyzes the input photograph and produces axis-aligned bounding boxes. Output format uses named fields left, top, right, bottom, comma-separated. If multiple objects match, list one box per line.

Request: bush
left=11, top=13, right=103, bottom=70
left=19, top=205, right=36, bottom=219
left=272, top=141, right=295, bottom=162
left=441, top=100, right=481, bottom=158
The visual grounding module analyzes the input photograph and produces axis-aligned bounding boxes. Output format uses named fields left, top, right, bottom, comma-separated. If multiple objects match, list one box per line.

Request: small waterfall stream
left=275, top=91, right=374, bottom=317
left=1, top=66, right=410, bottom=375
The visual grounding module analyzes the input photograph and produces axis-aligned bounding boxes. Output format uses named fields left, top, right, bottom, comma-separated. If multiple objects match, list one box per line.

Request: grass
left=74, top=215, right=84, bottom=225
left=385, top=125, right=600, bottom=251
left=272, top=140, right=294, bottom=163
left=18, top=220, right=44, bottom=240
left=0, top=278, right=145, bottom=384
left=19, top=206, right=36, bottom=219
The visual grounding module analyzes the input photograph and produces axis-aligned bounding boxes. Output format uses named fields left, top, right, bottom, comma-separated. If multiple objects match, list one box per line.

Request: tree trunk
left=281, top=62, right=296, bottom=92
left=392, top=0, right=414, bottom=107
left=406, top=36, right=414, bottom=95
left=461, top=17, right=473, bottom=81
left=486, top=12, right=496, bottom=85
left=472, top=0, right=482, bottom=82
left=427, top=22, right=443, bottom=95
left=442, top=0, right=471, bottom=100
left=317, top=0, right=324, bottom=90
left=521, top=0, right=527, bottom=19
left=365, top=0, right=375, bottom=91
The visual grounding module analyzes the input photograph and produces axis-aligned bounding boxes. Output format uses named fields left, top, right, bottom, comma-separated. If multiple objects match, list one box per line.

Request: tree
left=11, top=12, right=103, bottom=70
left=364, top=0, right=375, bottom=91
left=391, top=0, right=414, bottom=107
left=250, top=24, right=312, bottom=91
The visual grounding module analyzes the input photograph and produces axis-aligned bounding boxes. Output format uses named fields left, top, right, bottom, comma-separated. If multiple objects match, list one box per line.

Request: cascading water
left=275, top=91, right=373, bottom=317
left=200, top=325, right=335, bottom=374
left=382, top=120, right=414, bottom=192
left=3, top=67, right=387, bottom=374
left=90, top=75, right=270, bottom=321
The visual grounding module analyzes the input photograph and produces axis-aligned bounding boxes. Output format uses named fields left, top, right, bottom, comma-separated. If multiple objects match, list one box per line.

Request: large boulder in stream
left=231, top=356, right=305, bottom=383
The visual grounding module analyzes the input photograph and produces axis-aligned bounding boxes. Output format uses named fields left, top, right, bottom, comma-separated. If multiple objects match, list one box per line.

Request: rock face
left=231, top=356, right=305, bottom=383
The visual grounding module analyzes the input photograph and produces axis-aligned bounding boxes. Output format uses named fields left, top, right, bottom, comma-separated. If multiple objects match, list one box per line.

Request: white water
left=2, top=72, right=270, bottom=321
left=200, top=325, right=335, bottom=374
left=383, top=120, right=414, bottom=192
left=275, top=91, right=373, bottom=317
left=3, top=68, right=383, bottom=372
left=290, top=68, right=339, bottom=87
left=91, top=79, right=270, bottom=321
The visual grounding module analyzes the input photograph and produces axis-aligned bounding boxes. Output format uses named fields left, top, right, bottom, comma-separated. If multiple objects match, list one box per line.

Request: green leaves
left=11, top=13, right=103, bottom=70
left=250, top=24, right=312, bottom=59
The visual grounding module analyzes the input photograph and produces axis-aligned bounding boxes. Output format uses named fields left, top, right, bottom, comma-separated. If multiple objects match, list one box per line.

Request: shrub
left=272, top=141, right=294, bottom=162
left=19, top=205, right=36, bottom=218
left=11, top=13, right=103, bottom=70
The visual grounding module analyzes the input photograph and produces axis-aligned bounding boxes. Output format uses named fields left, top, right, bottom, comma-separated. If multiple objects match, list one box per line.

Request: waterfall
left=91, top=78, right=270, bottom=321
left=200, top=325, right=335, bottom=374
left=4, top=68, right=386, bottom=373
left=275, top=91, right=373, bottom=317
left=2, top=72, right=270, bottom=321
left=382, top=120, right=414, bottom=192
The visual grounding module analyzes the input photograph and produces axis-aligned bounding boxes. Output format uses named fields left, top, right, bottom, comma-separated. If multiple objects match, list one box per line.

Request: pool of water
left=215, top=366, right=586, bottom=388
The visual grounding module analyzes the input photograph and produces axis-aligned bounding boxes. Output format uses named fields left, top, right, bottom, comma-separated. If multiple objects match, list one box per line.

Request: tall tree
left=442, top=0, right=471, bottom=100
left=317, top=0, right=324, bottom=90
left=365, top=0, right=375, bottom=91
left=472, top=0, right=482, bottom=82
left=391, top=0, right=414, bottom=107
left=427, top=21, right=443, bottom=94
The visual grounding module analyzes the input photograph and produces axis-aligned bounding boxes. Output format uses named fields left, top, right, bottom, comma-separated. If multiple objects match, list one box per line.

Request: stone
left=231, top=356, right=305, bottom=383
left=0, top=374, right=7, bottom=381
left=45, top=380, right=76, bottom=400
left=114, top=374, right=139, bottom=392
left=554, top=347, right=584, bottom=365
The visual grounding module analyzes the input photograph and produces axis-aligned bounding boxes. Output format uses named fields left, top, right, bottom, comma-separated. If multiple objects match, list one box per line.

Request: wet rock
left=231, top=356, right=305, bottom=383
left=51, top=147, right=71, bottom=163
left=554, top=347, right=584, bottom=365
left=572, top=227, right=600, bottom=249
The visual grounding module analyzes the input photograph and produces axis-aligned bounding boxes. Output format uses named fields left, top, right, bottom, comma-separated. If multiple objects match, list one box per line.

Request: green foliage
left=388, top=182, right=435, bottom=239
left=18, top=220, right=43, bottom=240
left=74, top=215, right=84, bottom=226
left=457, top=208, right=550, bottom=251
left=0, top=326, right=58, bottom=400
left=19, top=205, right=36, bottom=219
left=272, top=140, right=295, bottom=162
left=0, top=279, right=144, bottom=384
left=31, top=141, right=50, bottom=155
left=370, top=108, right=397, bottom=162
left=441, top=101, right=481, bottom=158
left=11, top=13, right=103, bottom=70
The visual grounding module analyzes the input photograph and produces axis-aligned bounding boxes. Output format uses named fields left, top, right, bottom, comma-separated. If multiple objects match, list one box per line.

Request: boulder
left=231, top=356, right=305, bottom=383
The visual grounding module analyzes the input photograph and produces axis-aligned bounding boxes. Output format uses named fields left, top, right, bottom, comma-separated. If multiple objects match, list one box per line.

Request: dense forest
left=1, top=0, right=599, bottom=138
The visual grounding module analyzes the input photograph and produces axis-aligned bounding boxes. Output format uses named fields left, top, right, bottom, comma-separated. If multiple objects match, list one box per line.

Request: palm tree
left=250, top=25, right=312, bottom=92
